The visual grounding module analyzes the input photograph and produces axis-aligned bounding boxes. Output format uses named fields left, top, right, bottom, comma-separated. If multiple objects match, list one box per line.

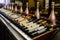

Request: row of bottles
left=3, top=2, right=40, bottom=19
left=1, top=1, right=56, bottom=38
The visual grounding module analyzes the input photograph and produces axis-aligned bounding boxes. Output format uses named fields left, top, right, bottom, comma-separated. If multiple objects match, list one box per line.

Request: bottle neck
left=51, top=2, right=55, bottom=11
left=37, top=2, right=39, bottom=9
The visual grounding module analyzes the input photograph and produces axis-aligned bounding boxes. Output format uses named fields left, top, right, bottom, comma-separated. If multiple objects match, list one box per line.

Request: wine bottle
left=6, top=5, right=9, bottom=10
left=3, top=5, right=6, bottom=9
left=11, top=3, right=14, bottom=11
left=28, top=25, right=45, bottom=33
left=25, top=2, right=29, bottom=15
left=49, top=2, right=56, bottom=26
left=6, top=5, right=8, bottom=10
left=6, top=6, right=8, bottom=9
left=15, top=4, right=17, bottom=12
left=29, top=2, right=41, bottom=23
left=35, top=2, right=40, bottom=19
left=19, top=2, right=23, bottom=14
left=31, top=28, right=47, bottom=36
left=10, top=4, right=12, bottom=10
left=24, top=22, right=44, bottom=32
left=10, top=14, right=19, bottom=19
